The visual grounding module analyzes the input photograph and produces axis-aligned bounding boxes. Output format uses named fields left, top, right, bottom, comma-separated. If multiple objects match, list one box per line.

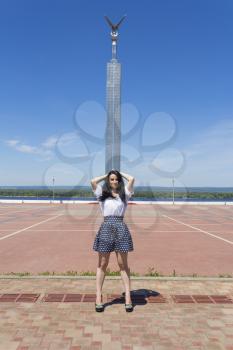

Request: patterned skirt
left=93, top=215, right=134, bottom=253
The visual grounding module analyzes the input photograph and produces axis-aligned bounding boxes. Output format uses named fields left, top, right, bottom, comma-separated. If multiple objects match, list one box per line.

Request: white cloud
left=41, top=136, right=59, bottom=149
left=16, top=144, right=38, bottom=154
left=3, top=132, right=92, bottom=164
left=55, top=131, right=90, bottom=159
left=4, top=135, right=60, bottom=160
left=5, top=139, right=20, bottom=147
left=125, top=118, right=233, bottom=187
left=3, top=118, right=233, bottom=187
left=179, top=118, right=233, bottom=186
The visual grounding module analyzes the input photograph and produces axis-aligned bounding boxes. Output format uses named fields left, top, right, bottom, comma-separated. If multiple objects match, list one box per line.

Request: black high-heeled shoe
left=125, top=303, right=133, bottom=312
left=95, top=294, right=104, bottom=312
left=95, top=303, right=104, bottom=312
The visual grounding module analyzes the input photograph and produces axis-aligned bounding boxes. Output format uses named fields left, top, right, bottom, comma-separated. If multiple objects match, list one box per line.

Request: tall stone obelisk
left=104, top=16, right=126, bottom=173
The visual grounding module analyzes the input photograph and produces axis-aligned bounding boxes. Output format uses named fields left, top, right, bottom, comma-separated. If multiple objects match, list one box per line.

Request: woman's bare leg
left=96, top=252, right=110, bottom=304
left=115, top=251, right=132, bottom=304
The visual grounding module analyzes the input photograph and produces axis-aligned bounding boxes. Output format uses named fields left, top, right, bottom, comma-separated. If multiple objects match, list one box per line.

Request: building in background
left=104, top=16, right=126, bottom=173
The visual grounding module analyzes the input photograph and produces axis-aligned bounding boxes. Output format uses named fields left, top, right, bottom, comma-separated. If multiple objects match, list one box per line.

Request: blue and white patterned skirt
left=93, top=215, right=134, bottom=253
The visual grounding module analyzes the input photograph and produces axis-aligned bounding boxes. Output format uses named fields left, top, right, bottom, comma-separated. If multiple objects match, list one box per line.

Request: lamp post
left=52, top=177, right=55, bottom=202
left=172, top=178, right=175, bottom=205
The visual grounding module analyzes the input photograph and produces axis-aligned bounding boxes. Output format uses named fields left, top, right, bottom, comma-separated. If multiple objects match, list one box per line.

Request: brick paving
left=0, top=277, right=233, bottom=349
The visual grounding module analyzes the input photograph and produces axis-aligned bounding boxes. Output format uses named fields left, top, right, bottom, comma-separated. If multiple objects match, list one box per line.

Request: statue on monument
left=104, top=15, right=126, bottom=42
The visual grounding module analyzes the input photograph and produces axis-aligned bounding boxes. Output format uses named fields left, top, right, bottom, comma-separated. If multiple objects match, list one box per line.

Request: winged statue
left=104, top=15, right=126, bottom=38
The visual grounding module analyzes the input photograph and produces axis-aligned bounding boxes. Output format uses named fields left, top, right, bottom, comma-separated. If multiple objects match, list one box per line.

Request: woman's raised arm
left=90, top=174, right=108, bottom=191
left=120, top=172, right=135, bottom=193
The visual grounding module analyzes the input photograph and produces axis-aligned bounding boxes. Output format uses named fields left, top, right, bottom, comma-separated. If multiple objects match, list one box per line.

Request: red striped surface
left=0, top=293, right=232, bottom=304
left=0, top=203, right=233, bottom=276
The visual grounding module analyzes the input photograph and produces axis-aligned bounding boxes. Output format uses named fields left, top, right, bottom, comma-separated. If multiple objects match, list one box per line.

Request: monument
left=104, top=15, right=126, bottom=173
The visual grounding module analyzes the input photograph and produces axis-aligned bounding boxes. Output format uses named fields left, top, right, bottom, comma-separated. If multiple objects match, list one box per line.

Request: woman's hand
left=90, top=174, right=108, bottom=191
left=120, top=172, right=135, bottom=193
left=120, top=172, right=134, bottom=181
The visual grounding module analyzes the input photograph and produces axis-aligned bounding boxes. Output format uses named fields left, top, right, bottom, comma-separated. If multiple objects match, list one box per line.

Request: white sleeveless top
left=92, top=184, right=134, bottom=217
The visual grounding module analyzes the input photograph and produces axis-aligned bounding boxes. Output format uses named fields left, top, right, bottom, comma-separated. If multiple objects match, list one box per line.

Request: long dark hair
left=99, top=170, right=127, bottom=204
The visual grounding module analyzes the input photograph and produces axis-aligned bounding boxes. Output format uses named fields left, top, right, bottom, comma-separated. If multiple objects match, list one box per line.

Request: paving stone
left=0, top=341, right=20, bottom=350
left=0, top=278, right=232, bottom=350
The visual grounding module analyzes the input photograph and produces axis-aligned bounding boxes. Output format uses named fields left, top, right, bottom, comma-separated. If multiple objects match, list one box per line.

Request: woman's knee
left=99, top=262, right=108, bottom=270
left=98, top=252, right=110, bottom=269
left=118, top=263, right=129, bottom=271
left=116, top=252, right=129, bottom=270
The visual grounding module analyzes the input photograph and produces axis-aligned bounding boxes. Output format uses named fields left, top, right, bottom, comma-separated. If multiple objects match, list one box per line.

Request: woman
left=91, top=169, right=135, bottom=312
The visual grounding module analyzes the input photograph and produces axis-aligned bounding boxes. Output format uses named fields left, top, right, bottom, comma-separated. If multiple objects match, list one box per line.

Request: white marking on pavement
left=0, top=207, right=59, bottom=216
left=0, top=214, right=64, bottom=241
left=162, top=214, right=233, bottom=246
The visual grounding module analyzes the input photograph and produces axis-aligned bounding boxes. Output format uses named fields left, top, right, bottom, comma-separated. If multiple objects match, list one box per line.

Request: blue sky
left=0, top=0, right=232, bottom=188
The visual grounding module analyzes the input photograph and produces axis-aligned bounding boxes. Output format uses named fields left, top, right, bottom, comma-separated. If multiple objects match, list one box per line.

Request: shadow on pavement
left=103, top=289, right=160, bottom=309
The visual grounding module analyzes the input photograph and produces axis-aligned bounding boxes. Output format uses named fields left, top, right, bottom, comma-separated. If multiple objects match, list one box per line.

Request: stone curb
left=1, top=199, right=233, bottom=205
left=0, top=275, right=233, bottom=281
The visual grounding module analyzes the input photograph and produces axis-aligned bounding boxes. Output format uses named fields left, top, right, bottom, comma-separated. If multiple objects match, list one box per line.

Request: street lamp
left=172, top=178, right=175, bottom=205
left=52, top=177, right=55, bottom=201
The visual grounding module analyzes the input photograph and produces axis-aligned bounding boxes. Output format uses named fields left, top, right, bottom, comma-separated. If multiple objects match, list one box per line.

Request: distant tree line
left=0, top=188, right=232, bottom=200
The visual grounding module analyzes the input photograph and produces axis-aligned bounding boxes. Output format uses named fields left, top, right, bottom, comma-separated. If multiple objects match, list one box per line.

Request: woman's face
left=109, top=174, right=119, bottom=190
